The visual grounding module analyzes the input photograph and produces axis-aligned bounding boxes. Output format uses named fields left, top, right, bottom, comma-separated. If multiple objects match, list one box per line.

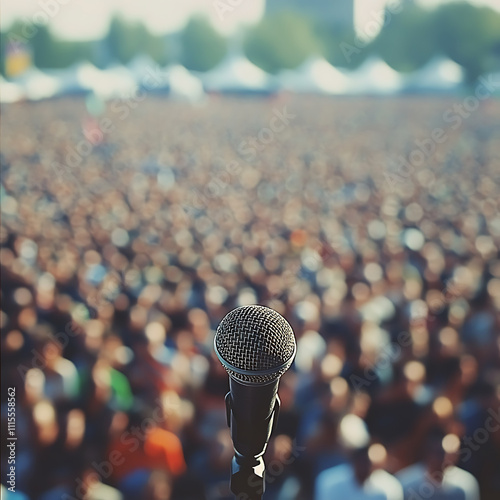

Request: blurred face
left=33, top=400, right=59, bottom=446
left=43, top=341, right=62, bottom=369
left=65, top=409, right=85, bottom=449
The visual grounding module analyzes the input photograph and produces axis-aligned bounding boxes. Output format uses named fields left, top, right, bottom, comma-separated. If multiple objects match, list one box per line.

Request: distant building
left=266, top=0, right=354, bottom=30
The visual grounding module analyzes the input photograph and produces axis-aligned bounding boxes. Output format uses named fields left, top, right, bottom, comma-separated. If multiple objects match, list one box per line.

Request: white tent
left=128, top=55, right=169, bottom=91
left=128, top=55, right=157, bottom=78
left=403, top=57, right=464, bottom=92
left=278, top=56, right=351, bottom=95
left=0, top=75, right=25, bottom=103
left=49, top=62, right=97, bottom=95
left=347, top=57, right=403, bottom=95
left=165, top=65, right=204, bottom=102
left=12, top=68, right=61, bottom=101
left=50, top=62, right=137, bottom=99
left=74, top=62, right=137, bottom=99
left=202, top=54, right=272, bottom=94
left=97, top=66, right=137, bottom=99
left=488, top=71, right=500, bottom=96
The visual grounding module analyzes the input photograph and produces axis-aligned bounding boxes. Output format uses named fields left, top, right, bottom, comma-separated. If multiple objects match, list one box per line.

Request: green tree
left=2, top=21, right=93, bottom=70
left=244, top=11, right=318, bottom=73
left=180, top=17, right=226, bottom=72
left=106, top=15, right=169, bottom=66
left=136, top=24, right=169, bottom=66
left=145, top=33, right=169, bottom=66
left=0, top=31, right=6, bottom=75
left=2, top=21, right=54, bottom=70
left=40, top=38, right=93, bottom=69
left=373, top=4, right=437, bottom=73
left=317, top=23, right=369, bottom=69
left=434, top=1, right=500, bottom=83
left=30, top=24, right=55, bottom=68
left=106, top=16, right=142, bottom=64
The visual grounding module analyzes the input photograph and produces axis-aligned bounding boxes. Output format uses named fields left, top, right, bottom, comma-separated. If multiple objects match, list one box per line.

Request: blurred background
left=1, top=1, right=500, bottom=499
left=1, top=0, right=500, bottom=98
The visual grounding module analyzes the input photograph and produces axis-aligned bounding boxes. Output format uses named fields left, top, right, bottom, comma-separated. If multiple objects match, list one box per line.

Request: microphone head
left=214, top=305, right=296, bottom=385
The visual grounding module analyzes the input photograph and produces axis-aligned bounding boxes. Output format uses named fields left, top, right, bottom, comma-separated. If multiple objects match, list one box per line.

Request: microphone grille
left=215, top=305, right=296, bottom=385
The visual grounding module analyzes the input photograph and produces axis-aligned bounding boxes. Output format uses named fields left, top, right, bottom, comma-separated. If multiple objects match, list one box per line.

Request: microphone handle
left=227, top=377, right=279, bottom=458
left=225, top=378, right=281, bottom=498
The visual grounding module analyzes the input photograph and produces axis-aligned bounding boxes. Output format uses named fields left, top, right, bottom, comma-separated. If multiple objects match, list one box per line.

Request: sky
left=0, top=0, right=499, bottom=40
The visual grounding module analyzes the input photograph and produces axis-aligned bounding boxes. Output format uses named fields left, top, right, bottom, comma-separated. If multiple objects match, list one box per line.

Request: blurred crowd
left=1, top=94, right=500, bottom=500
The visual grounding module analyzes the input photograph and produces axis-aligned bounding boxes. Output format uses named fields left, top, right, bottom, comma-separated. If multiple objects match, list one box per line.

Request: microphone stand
left=225, top=392, right=281, bottom=499
left=230, top=453, right=265, bottom=500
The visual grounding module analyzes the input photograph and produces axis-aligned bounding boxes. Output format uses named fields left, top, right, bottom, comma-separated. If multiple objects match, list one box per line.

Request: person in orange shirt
left=104, top=410, right=186, bottom=499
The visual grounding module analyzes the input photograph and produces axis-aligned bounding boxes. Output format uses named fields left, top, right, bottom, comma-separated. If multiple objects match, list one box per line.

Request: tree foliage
left=244, top=11, right=318, bottom=73
left=433, top=1, right=500, bottom=82
left=1, top=2, right=499, bottom=83
left=0, top=31, right=7, bottom=75
left=106, top=16, right=169, bottom=66
left=373, top=4, right=437, bottom=73
left=180, top=17, right=226, bottom=72
left=1, top=22, right=94, bottom=71
left=317, top=24, right=370, bottom=69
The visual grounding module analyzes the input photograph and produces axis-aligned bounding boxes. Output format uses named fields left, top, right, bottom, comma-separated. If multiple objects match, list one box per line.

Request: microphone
left=214, top=305, right=296, bottom=499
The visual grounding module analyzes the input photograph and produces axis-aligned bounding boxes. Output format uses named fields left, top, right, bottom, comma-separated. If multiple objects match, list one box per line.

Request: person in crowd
left=315, top=444, right=404, bottom=500
left=396, top=429, right=480, bottom=500
left=1, top=96, right=499, bottom=499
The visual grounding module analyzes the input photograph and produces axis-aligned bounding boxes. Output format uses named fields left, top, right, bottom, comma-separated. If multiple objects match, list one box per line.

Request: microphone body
left=226, top=378, right=280, bottom=499
left=227, top=377, right=279, bottom=457
left=214, top=305, right=296, bottom=499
